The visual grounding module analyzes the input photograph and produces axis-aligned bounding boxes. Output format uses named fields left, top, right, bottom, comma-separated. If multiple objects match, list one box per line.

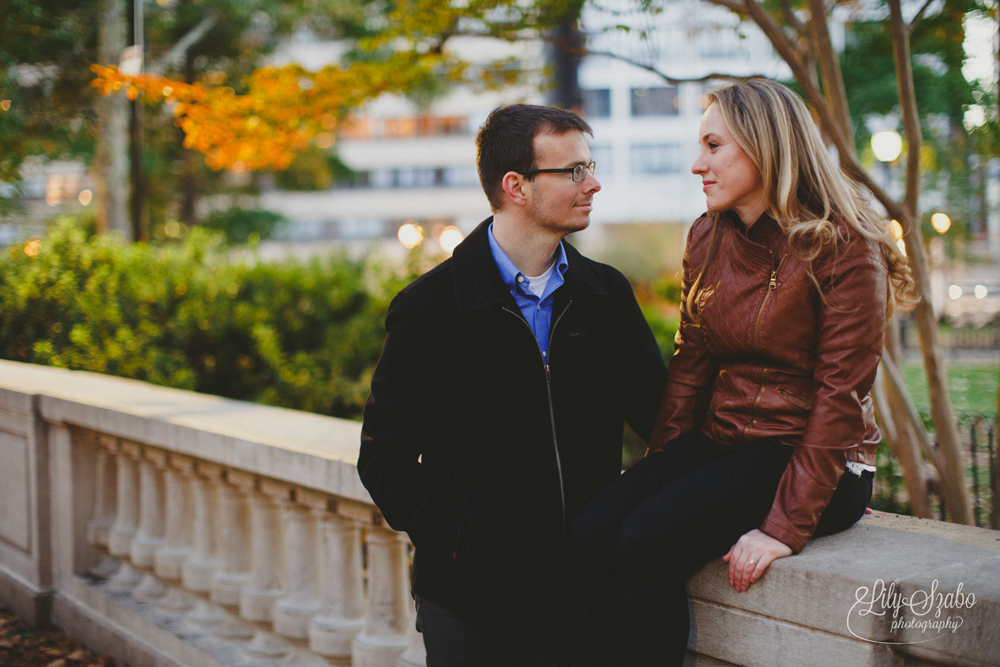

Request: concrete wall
left=0, top=359, right=997, bottom=666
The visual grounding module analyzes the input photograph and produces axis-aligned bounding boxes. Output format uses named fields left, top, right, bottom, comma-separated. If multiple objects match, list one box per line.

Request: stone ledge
left=0, top=565, right=53, bottom=629
left=689, top=512, right=1000, bottom=666
left=0, top=360, right=370, bottom=504
left=52, top=577, right=229, bottom=667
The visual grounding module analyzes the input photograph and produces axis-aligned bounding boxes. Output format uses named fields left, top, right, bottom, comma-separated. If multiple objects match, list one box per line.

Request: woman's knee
left=568, top=508, right=620, bottom=571
left=615, top=510, right=664, bottom=573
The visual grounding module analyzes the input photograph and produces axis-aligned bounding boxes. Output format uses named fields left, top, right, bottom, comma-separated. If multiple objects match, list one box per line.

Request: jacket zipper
left=502, top=301, right=572, bottom=530
left=746, top=251, right=784, bottom=443
left=752, top=252, right=787, bottom=350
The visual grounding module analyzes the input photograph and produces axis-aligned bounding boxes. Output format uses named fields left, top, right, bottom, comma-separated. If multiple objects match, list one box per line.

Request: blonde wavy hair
left=695, top=77, right=915, bottom=313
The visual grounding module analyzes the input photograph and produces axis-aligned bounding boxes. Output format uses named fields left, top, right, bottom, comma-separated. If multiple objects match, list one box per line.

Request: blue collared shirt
left=488, top=223, right=569, bottom=360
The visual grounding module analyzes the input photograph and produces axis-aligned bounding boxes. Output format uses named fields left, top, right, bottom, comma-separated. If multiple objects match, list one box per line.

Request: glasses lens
left=572, top=162, right=596, bottom=182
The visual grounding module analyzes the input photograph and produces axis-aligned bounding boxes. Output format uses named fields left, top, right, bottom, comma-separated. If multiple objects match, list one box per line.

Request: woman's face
left=692, top=104, right=767, bottom=226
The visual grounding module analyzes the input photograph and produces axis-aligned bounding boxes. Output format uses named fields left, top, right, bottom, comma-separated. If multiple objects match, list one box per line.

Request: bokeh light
left=871, top=131, right=903, bottom=162
left=398, top=222, right=424, bottom=249
left=890, top=220, right=903, bottom=240
left=78, top=189, right=93, bottom=205
left=24, top=238, right=41, bottom=258
left=974, top=285, right=988, bottom=299
left=931, top=213, right=951, bottom=234
left=439, top=226, right=464, bottom=254
left=948, top=284, right=963, bottom=300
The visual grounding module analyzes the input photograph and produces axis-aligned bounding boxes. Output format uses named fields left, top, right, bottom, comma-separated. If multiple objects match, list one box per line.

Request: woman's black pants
left=567, top=431, right=872, bottom=666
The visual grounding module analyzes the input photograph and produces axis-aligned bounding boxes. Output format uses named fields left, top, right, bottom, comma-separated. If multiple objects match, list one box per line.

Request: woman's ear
left=501, top=171, right=528, bottom=207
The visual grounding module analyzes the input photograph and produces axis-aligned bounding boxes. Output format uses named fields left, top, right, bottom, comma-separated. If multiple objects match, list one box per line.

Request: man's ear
left=500, top=171, right=528, bottom=207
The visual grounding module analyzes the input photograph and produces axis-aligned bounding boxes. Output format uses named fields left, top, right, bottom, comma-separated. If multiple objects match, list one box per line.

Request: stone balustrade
left=0, top=360, right=418, bottom=667
left=0, top=359, right=997, bottom=667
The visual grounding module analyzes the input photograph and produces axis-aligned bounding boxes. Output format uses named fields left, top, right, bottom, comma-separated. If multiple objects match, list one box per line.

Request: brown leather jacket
left=649, top=211, right=887, bottom=553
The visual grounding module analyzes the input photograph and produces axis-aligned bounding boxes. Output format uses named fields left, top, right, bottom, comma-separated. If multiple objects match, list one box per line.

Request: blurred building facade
left=258, top=0, right=792, bottom=258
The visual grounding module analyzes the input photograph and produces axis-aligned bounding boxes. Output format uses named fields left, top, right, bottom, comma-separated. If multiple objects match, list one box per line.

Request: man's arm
left=358, top=293, right=462, bottom=556
left=617, top=280, right=668, bottom=444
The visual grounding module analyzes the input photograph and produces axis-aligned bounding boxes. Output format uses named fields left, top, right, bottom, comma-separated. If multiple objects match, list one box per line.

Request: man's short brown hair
left=475, top=104, right=593, bottom=212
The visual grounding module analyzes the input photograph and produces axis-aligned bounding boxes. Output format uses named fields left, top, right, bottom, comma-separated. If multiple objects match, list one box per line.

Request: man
left=358, top=104, right=666, bottom=665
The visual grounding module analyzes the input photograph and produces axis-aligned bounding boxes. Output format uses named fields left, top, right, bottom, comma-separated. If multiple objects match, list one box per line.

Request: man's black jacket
left=358, top=219, right=666, bottom=631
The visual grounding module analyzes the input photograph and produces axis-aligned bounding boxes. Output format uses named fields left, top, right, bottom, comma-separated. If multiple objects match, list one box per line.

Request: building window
left=582, top=89, right=611, bottom=118
left=443, top=166, right=479, bottom=187
left=418, top=116, right=468, bottom=136
left=630, top=144, right=683, bottom=174
left=349, top=167, right=480, bottom=189
left=630, top=86, right=679, bottom=117
left=589, top=145, right=613, bottom=176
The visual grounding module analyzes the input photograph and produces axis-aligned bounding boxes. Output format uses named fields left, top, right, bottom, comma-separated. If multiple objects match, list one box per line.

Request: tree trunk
left=546, top=0, right=585, bottom=112
left=130, top=100, right=146, bottom=241
left=181, top=51, right=198, bottom=228
left=882, top=319, right=932, bottom=518
left=806, top=0, right=852, bottom=147
left=95, top=0, right=131, bottom=239
left=887, top=0, right=973, bottom=525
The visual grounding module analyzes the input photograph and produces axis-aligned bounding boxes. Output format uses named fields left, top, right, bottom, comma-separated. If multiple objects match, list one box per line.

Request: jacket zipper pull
left=545, top=364, right=552, bottom=384
left=769, top=270, right=777, bottom=290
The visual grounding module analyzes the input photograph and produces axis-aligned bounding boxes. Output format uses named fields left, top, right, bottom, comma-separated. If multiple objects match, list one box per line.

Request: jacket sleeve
left=618, top=279, right=669, bottom=444
left=759, top=237, right=887, bottom=552
left=357, top=293, right=462, bottom=556
left=647, top=219, right=717, bottom=453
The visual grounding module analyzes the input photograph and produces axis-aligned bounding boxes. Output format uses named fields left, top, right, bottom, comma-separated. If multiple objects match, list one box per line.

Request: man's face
left=522, top=130, right=601, bottom=235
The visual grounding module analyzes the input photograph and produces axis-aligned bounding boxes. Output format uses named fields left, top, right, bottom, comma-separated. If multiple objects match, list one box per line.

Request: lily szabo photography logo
left=848, top=579, right=977, bottom=644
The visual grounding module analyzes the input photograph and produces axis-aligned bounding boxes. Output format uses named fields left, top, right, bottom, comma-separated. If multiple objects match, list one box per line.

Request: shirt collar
left=487, top=222, right=569, bottom=291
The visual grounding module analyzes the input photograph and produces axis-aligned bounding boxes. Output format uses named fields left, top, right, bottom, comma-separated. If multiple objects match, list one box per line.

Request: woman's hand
left=722, top=529, right=792, bottom=592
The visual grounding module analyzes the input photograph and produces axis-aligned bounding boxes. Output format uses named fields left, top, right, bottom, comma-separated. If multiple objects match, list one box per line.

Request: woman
left=568, top=78, right=914, bottom=665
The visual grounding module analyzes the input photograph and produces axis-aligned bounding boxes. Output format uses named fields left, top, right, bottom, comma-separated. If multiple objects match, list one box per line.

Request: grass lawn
left=901, top=360, right=999, bottom=418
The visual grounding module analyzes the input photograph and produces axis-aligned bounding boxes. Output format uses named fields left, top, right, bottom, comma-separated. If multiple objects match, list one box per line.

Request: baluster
left=212, top=470, right=255, bottom=641
left=309, top=504, right=367, bottom=665
left=184, top=461, right=226, bottom=630
left=155, top=454, right=195, bottom=614
left=272, top=489, right=328, bottom=666
left=395, top=596, right=426, bottom=667
left=240, top=478, right=291, bottom=663
left=107, top=440, right=142, bottom=590
left=352, top=526, right=411, bottom=667
left=86, top=434, right=119, bottom=578
left=131, top=447, right=167, bottom=602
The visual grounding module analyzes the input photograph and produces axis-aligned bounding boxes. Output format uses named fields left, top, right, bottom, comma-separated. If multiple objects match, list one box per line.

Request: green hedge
left=1, top=221, right=679, bottom=424
left=0, top=221, right=412, bottom=419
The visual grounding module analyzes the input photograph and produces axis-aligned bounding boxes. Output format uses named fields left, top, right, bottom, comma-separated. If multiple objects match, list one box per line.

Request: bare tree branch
left=880, top=354, right=944, bottom=471
left=909, top=0, right=937, bottom=32
left=807, top=0, right=853, bottom=147
left=147, top=15, right=217, bottom=75
left=779, top=0, right=806, bottom=36
left=738, top=0, right=856, bottom=155
left=568, top=48, right=743, bottom=84
left=888, top=0, right=973, bottom=525
left=703, top=0, right=746, bottom=13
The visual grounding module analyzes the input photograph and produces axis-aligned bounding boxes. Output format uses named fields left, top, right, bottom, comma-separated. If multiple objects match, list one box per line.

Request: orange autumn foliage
left=91, top=54, right=467, bottom=172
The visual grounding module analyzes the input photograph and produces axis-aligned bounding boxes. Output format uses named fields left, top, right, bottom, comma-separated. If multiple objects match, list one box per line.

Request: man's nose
left=588, top=175, right=601, bottom=193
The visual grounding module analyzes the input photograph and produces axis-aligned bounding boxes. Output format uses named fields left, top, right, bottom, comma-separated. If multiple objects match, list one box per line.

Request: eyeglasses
left=516, top=161, right=596, bottom=183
